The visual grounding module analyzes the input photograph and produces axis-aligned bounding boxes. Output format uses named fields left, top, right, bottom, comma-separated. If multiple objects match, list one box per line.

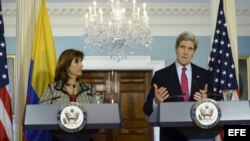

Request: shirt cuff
left=152, top=98, right=159, bottom=110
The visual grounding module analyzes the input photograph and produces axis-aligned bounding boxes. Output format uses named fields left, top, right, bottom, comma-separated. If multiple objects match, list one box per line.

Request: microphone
left=87, top=84, right=94, bottom=96
left=39, top=96, right=61, bottom=104
left=72, top=84, right=76, bottom=95
left=193, top=79, right=223, bottom=99
left=166, top=95, right=184, bottom=99
left=164, top=91, right=185, bottom=101
left=206, top=93, right=224, bottom=98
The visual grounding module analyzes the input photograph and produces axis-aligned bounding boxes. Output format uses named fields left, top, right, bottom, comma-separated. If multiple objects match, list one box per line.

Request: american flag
left=208, top=0, right=238, bottom=95
left=0, top=0, right=13, bottom=140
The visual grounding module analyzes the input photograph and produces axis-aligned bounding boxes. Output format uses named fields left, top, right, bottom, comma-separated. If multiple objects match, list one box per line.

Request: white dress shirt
left=153, top=61, right=192, bottom=109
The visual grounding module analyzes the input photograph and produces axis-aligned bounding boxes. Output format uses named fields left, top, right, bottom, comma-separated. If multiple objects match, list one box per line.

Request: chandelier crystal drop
left=82, top=0, right=153, bottom=62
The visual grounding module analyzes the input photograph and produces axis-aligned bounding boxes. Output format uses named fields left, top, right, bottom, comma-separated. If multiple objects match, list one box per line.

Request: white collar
left=175, top=61, right=191, bottom=71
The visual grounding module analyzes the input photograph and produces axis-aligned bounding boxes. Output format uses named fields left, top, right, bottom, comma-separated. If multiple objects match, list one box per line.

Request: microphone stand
left=193, top=79, right=223, bottom=100
left=39, top=96, right=61, bottom=104
left=72, top=84, right=76, bottom=95
left=39, top=85, right=61, bottom=104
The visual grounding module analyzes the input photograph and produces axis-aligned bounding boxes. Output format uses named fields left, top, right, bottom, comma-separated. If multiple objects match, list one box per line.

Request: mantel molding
left=3, top=3, right=250, bottom=36
left=84, top=56, right=165, bottom=73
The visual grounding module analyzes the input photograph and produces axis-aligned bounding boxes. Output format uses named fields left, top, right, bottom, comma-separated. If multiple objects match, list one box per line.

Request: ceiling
left=2, top=0, right=250, bottom=36
left=2, top=0, right=250, bottom=5
left=2, top=0, right=250, bottom=10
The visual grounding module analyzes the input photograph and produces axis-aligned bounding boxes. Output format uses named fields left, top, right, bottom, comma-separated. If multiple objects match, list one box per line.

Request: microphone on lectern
left=39, top=96, right=61, bottom=104
left=72, top=84, right=76, bottom=95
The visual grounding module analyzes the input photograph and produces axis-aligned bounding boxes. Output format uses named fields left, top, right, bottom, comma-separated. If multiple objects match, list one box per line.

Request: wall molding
left=2, top=3, right=250, bottom=36
left=84, top=56, right=165, bottom=73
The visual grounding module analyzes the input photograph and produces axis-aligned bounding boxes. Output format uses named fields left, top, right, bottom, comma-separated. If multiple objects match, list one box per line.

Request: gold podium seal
left=190, top=99, right=221, bottom=129
left=57, top=102, right=87, bottom=132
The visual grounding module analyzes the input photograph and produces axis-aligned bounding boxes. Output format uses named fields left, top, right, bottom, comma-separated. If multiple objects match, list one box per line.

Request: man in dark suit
left=143, top=31, right=211, bottom=141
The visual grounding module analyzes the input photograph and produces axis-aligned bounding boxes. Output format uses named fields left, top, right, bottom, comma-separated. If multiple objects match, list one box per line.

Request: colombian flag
left=24, top=0, right=56, bottom=140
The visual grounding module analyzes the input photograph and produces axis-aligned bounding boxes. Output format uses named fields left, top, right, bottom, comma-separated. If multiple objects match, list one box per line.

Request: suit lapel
left=168, top=63, right=183, bottom=98
left=190, top=64, right=201, bottom=101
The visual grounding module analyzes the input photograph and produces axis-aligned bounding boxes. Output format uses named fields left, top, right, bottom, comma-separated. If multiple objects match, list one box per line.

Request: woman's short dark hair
left=54, top=49, right=84, bottom=83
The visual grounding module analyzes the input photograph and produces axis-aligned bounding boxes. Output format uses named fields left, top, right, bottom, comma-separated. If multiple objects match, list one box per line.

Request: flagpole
left=16, top=0, right=40, bottom=141
left=223, top=0, right=239, bottom=84
left=211, top=0, right=219, bottom=39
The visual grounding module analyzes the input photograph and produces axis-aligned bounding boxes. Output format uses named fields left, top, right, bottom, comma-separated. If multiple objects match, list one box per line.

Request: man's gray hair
left=175, top=31, right=198, bottom=51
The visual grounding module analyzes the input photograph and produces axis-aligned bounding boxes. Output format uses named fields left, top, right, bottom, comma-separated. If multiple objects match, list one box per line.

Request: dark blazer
left=143, top=62, right=211, bottom=141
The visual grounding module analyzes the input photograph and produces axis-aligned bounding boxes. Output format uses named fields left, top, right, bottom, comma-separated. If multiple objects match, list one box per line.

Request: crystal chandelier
left=83, top=0, right=153, bottom=62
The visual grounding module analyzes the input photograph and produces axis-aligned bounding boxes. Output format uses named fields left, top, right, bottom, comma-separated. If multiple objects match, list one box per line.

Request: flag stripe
left=0, top=122, right=9, bottom=141
left=30, top=0, right=56, bottom=98
left=26, top=61, right=39, bottom=104
left=0, top=97, right=12, bottom=140
left=0, top=87, right=12, bottom=119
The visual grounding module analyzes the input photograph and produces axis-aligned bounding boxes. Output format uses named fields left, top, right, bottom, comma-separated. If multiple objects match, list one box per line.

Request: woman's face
left=67, top=57, right=83, bottom=78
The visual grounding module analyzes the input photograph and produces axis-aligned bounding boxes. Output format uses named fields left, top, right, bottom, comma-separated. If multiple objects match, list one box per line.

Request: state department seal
left=190, top=98, right=221, bottom=129
left=57, top=102, right=87, bottom=133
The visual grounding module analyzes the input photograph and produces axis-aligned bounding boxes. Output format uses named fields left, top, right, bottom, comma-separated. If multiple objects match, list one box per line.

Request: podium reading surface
left=23, top=104, right=122, bottom=141
left=148, top=100, right=250, bottom=140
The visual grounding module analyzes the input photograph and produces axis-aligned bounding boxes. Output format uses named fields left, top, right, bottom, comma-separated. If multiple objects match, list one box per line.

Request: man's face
left=176, top=40, right=195, bottom=66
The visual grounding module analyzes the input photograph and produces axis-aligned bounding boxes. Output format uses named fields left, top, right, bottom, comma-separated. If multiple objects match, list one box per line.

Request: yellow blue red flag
left=24, top=0, right=56, bottom=140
